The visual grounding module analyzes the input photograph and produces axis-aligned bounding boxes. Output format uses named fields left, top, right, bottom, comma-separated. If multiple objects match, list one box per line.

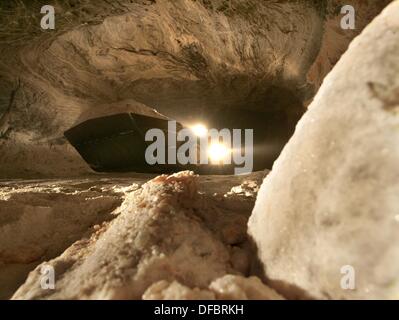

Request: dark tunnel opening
left=64, top=81, right=305, bottom=174
left=126, top=79, right=306, bottom=172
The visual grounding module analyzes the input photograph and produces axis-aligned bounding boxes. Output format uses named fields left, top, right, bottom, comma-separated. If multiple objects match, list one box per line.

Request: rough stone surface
left=248, top=1, right=399, bottom=300
left=143, top=274, right=283, bottom=300
left=0, top=175, right=143, bottom=299
left=209, top=274, right=284, bottom=300
left=143, top=280, right=217, bottom=300
left=9, top=171, right=266, bottom=299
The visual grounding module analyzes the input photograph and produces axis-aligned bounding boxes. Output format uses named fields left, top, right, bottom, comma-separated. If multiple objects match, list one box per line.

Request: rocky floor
left=0, top=170, right=279, bottom=299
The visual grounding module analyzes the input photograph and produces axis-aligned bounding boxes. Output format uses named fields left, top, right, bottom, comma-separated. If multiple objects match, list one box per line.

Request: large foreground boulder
left=248, top=1, right=399, bottom=300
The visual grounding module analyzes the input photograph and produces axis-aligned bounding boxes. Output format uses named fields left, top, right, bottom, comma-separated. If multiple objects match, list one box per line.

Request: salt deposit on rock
left=209, top=274, right=283, bottom=300
left=0, top=178, right=130, bottom=299
left=10, top=171, right=265, bottom=299
left=143, top=274, right=283, bottom=300
left=248, top=1, right=399, bottom=300
left=143, top=280, right=217, bottom=300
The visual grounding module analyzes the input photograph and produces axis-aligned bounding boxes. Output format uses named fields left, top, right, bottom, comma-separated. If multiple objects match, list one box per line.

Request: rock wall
left=248, top=1, right=399, bottom=300
left=0, top=0, right=390, bottom=178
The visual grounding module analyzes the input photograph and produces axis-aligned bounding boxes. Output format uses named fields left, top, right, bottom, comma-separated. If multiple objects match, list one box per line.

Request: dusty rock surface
left=143, top=274, right=283, bottom=300
left=0, top=173, right=148, bottom=299
left=1, top=171, right=268, bottom=299
left=248, top=1, right=399, bottom=300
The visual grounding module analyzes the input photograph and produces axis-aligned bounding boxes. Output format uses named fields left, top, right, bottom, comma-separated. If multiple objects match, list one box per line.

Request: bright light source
left=190, top=123, right=207, bottom=137
left=208, top=142, right=231, bottom=164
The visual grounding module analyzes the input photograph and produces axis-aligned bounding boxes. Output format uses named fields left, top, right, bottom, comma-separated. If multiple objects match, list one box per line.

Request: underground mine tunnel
left=63, top=84, right=303, bottom=174
left=0, top=0, right=398, bottom=303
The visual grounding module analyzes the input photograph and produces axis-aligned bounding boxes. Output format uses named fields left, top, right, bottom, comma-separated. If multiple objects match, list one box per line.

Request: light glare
left=190, top=123, right=207, bottom=137
left=208, top=143, right=231, bottom=164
